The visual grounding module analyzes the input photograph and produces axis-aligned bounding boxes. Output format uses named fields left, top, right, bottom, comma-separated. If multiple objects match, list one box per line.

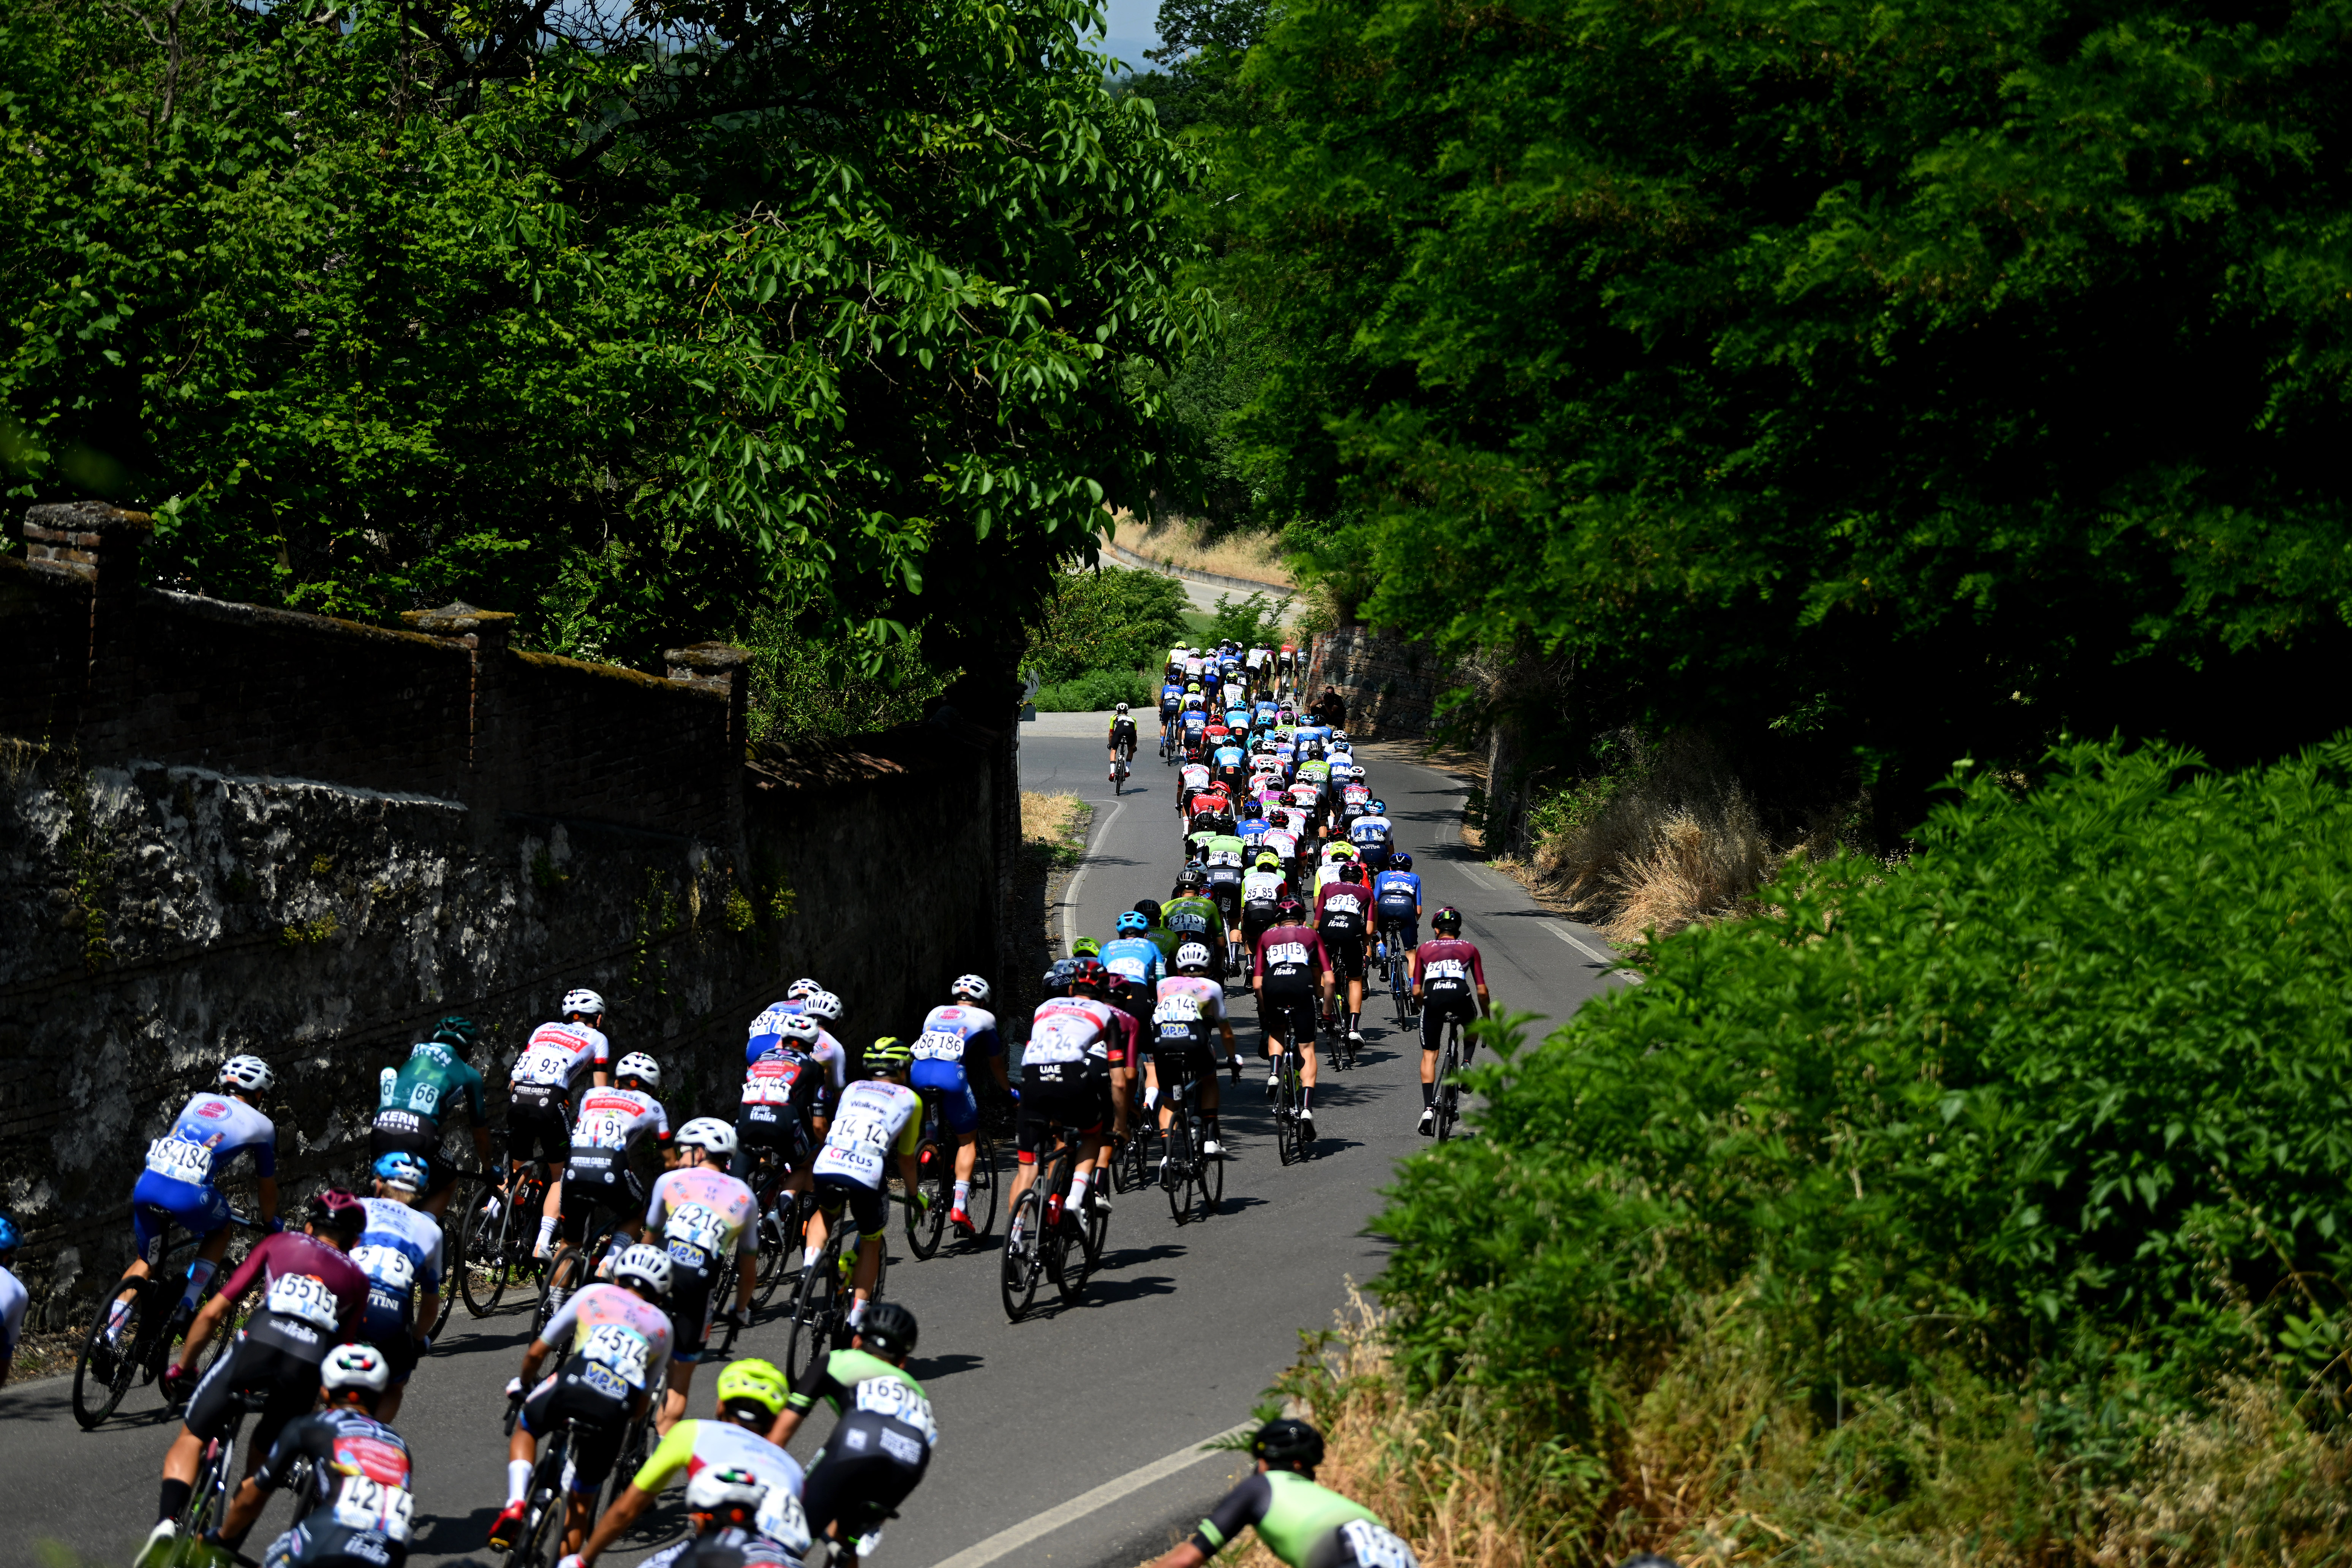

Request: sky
left=1095, top=0, right=1161, bottom=71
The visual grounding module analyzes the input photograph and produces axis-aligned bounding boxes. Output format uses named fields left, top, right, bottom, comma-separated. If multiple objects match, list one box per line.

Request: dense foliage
left=1023, top=565, right=1191, bottom=684
left=0, top=0, right=1198, bottom=683
left=1379, top=739, right=2352, bottom=1445
left=1195, top=0, right=2352, bottom=800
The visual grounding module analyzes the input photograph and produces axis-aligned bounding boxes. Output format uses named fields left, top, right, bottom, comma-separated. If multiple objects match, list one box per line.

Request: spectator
left=1314, top=687, right=1348, bottom=727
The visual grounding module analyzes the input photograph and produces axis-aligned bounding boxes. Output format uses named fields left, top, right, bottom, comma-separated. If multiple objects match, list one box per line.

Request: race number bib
left=1324, top=893, right=1364, bottom=917
left=1338, top=1519, right=1420, bottom=1567
left=145, top=1137, right=213, bottom=1185
left=912, top=1029, right=967, bottom=1064
left=1423, top=958, right=1469, bottom=983
left=517, top=1046, right=573, bottom=1086
left=581, top=1322, right=651, bottom=1387
left=406, top=1080, right=441, bottom=1116
left=854, top=1376, right=940, bottom=1443
left=351, top=1244, right=416, bottom=1297
left=665, top=1201, right=730, bottom=1256
left=265, top=1272, right=341, bottom=1331
left=757, top=1489, right=814, bottom=1554
left=1266, top=940, right=1310, bottom=970
left=332, top=1475, right=415, bottom=1544
left=575, top=1108, right=632, bottom=1150
left=1024, top=1017, right=1095, bottom=1066
left=1156, top=992, right=1203, bottom=1022
left=817, top=1099, right=896, bottom=1182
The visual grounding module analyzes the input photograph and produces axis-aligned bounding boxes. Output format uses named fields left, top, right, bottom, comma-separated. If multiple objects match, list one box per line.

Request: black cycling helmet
left=1042, top=958, right=1076, bottom=999
left=430, top=1014, right=479, bottom=1056
left=860, top=1301, right=919, bottom=1359
left=1432, top=905, right=1464, bottom=936
left=1251, top=1418, right=1325, bottom=1471
left=1133, top=898, right=1163, bottom=925
left=1178, top=866, right=1206, bottom=890
left=1274, top=894, right=1307, bottom=922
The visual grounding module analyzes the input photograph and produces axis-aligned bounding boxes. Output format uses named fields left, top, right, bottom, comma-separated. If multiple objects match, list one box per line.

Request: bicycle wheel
left=1163, top=1116, right=1195, bottom=1224
left=906, top=1140, right=949, bottom=1260
left=1434, top=1034, right=1461, bottom=1142
left=1198, top=1125, right=1225, bottom=1217
left=1390, top=954, right=1412, bottom=1030
left=1000, top=1190, right=1045, bottom=1321
left=508, top=1440, right=569, bottom=1568
left=71, top=1277, right=145, bottom=1428
left=784, top=1243, right=839, bottom=1383
left=459, top=1184, right=512, bottom=1317
left=175, top=1425, right=238, bottom=1561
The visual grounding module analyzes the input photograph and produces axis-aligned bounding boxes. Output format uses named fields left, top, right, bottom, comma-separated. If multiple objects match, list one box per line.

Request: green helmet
left=1072, top=936, right=1103, bottom=959
left=865, top=1036, right=914, bottom=1075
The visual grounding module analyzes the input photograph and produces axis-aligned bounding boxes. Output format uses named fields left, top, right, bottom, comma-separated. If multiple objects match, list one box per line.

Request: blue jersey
left=356, top=1196, right=446, bottom=1331
left=1253, top=702, right=1280, bottom=723
left=1100, top=936, right=1164, bottom=996
left=910, top=1004, right=1001, bottom=1093
left=1160, top=683, right=1184, bottom=708
left=1212, top=745, right=1246, bottom=770
left=139, top=1091, right=277, bottom=1199
left=1374, top=869, right=1423, bottom=908
left=1238, top=816, right=1271, bottom=847
left=1182, top=712, right=1208, bottom=735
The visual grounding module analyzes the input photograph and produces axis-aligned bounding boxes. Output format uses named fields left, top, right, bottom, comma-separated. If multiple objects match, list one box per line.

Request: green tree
left=1203, top=0, right=2352, bottom=808
left=0, top=0, right=1200, bottom=696
left=1024, top=565, right=1192, bottom=683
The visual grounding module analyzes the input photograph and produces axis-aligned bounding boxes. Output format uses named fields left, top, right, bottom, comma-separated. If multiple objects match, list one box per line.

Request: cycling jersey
left=217, top=1231, right=371, bottom=1361
left=378, top=1040, right=485, bottom=1132
left=133, top=1091, right=277, bottom=1257
left=740, top=1042, right=823, bottom=1144
left=1238, top=816, right=1272, bottom=849
left=1142, top=922, right=1183, bottom=966
left=1350, top=813, right=1391, bottom=846
left=1100, top=937, right=1165, bottom=1003
left=1254, top=924, right=1329, bottom=989
left=0, top=1264, right=26, bottom=1367
left=745, top=1010, right=848, bottom=1102
left=1152, top=975, right=1228, bottom=1061
left=543, top=1281, right=675, bottom=1391
left=1317, top=881, right=1371, bottom=936
left=1179, top=763, right=1212, bottom=796
left=1162, top=894, right=1222, bottom=946
left=572, top=1085, right=668, bottom=1155
left=631, top=1419, right=809, bottom=1551
left=1212, top=744, right=1246, bottom=771
left=1264, top=827, right=1302, bottom=861
left=910, top=1004, right=1002, bottom=1135
left=1188, top=1469, right=1408, bottom=1568
left=1242, top=869, right=1287, bottom=905
left=511, top=1021, right=610, bottom=1138
left=1109, top=716, right=1139, bottom=750
left=1416, top=939, right=1487, bottom=999
left=811, top=1080, right=922, bottom=1193
left=1159, top=683, right=1184, bottom=712
left=648, top=1166, right=759, bottom=1266
left=355, top=1197, right=444, bottom=1380
left=248, top=1406, right=417, bottom=1567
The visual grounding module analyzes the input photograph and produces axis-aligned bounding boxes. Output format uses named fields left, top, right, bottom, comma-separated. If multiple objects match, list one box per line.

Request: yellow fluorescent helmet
left=714, top=1358, right=789, bottom=1414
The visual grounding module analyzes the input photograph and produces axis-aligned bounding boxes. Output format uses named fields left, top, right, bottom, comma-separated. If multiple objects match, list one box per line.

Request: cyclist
left=1413, top=907, right=1492, bottom=1136
left=1315, top=860, right=1374, bottom=1051
left=912, top=975, right=1010, bottom=1236
left=737, top=1014, right=828, bottom=1228
left=1100, top=915, right=1166, bottom=1065
left=797, top=989, right=855, bottom=1088
left=356, top=1151, right=444, bottom=1422
left=511, top=989, right=613, bottom=1260
left=1347, top=798, right=1394, bottom=873
left=371, top=1014, right=491, bottom=1220
left=1373, top=850, right=1423, bottom=969
left=181, top=1343, right=412, bottom=1568
left=1210, top=732, right=1248, bottom=798
left=1239, top=851, right=1288, bottom=981
left=141, top=1190, right=370, bottom=1566
left=0, top=1212, right=20, bottom=1388
left=1162, top=873, right=1225, bottom=982
left=1009, top=959, right=1129, bottom=1239
left=1148, top=1418, right=1419, bottom=1568
left=1176, top=757, right=1212, bottom=820
left=747, top=1002, right=848, bottom=1118
left=765, top=1302, right=934, bottom=1567
left=810, top=1038, right=925, bottom=1339
left=1201, top=830, right=1249, bottom=962
left=490, top=1243, right=676, bottom=1556
left=572, top=1358, right=810, bottom=1568
left=1250, top=896, right=1331, bottom=1140
left=1108, top=702, right=1140, bottom=784
left=548, top=1053, right=671, bottom=1320
left=1151, top=942, right=1236, bottom=1167
left=1180, top=703, right=1211, bottom=761
left=1158, top=676, right=1185, bottom=750
left=649, top=1118, right=760, bottom=1433
left=111, top=1054, right=280, bottom=1364
left=1132, top=898, right=1183, bottom=971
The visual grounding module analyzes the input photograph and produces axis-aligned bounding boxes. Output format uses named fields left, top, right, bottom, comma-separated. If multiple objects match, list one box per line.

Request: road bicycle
left=1429, top=1011, right=1469, bottom=1143
left=1110, top=740, right=1133, bottom=795
left=159, top=1384, right=269, bottom=1567
left=1155, top=1048, right=1224, bottom=1225
left=1318, top=993, right=1357, bottom=1073
left=905, top=1089, right=998, bottom=1259
left=72, top=1207, right=258, bottom=1429
left=1271, top=1041, right=1314, bottom=1166
left=1108, top=1116, right=1158, bottom=1194
left=783, top=1192, right=896, bottom=1382
left=740, top=1144, right=813, bottom=1309
left=458, top=1163, right=548, bottom=1317
left=1377, top=923, right=1417, bottom=1031
left=535, top=1203, right=638, bottom=1336
left=1000, top=1114, right=1105, bottom=1320
left=501, top=1389, right=621, bottom=1568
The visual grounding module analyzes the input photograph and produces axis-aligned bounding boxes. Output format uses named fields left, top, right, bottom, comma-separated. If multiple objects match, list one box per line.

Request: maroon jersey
left=1314, top=879, right=1372, bottom=937
left=1415, top=939, right=1487, bottom=998
left=218, top=1230, right=370, bottom=1360
left=1253, top=924, right=1330, bottom=991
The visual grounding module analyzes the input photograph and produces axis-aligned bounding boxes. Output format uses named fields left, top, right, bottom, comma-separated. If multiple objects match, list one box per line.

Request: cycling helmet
left=1251, top=1417, right=1326, bottom=1470
left=1134, top=899, right=1163, bottom=924
left=1066, top=957, right=1110, bottom=996
left=714, top=1358, right=789, bottom=1421
left=1275, top=895, right=1307, bottom=922
left=612, top=1242, right=675, bottom=1300
left=865, top=1036, right=914, bottom=1075
left=561, top=988, right=605, bottom=1018
left=320, top=1342, right=393, bottom=1399
left=950, top=974, right=992, bottom=1005
left=218, top=1054, right=274, bottom=1094
left=1115, top=702, right=1130, bottom=715
left=1042, top=959, right=1076, bottom=998
left=859, top=1300, right=920, bottom=1358
left=775, top=1015, right=824, bottom=1048
left=615, top=1052, right=661, bottom=1089
left=802, top=991, right=845, bottom=1024
left=1327, top=841, right=1358, bottom=860
left=1178, top=867, right=1206, bottom=890
left=373, top=1151, right=429, bottom=1193
left=786, top=977, right=822, bottom=1001
left=1392, top=851, right=1412, bottom=871
left=1115, top=911, right=1150, bottom=936
left=685, top=1465, right=768, bottom=1521
left=1432, top=906, right=1464, bottom=935
left=1072, top=936, right=1103, bottom=959
left=429, top=1014, right=479, bottom=1056
left=0, top=1213, right=19, bottom=1254
left=676, top=1117, right=739, bottom=1161
left=1370, top=799, right=1386, bottom=815
left=1175, top=942, right=1212, bottom=974
left=1341, top=861, right=1366, bottom=883
left=1255, top=851, right=1282, bottom=871
left=305, top=1188, right=366, bottom=1238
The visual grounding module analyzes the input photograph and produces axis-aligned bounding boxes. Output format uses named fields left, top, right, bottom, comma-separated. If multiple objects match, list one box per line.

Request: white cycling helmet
left=321, top=1342, right=392, bottom=1396
left=676, top=1117, right=739, bottom=1160
left=612, top=1242, right=674, bottom=1299
left=950, top=974, right=991, bottom=1005
left=785, top=977, right=822, bottom=1001
left=218, top=1055, right=274, bottom=1094
left=561, top=988, right=605, bottom=1017
left=1174, top=942, right=1213, bottom=974
left=801, top=990, right=844, bottom=1024
left=775, top=1015, right=824, bottom=1048
left=614, top=1052, right=661, bottom=1089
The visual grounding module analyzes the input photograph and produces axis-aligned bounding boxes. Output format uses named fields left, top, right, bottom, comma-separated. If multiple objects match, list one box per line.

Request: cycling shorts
left=368, top=1111, right=458, bottom=1198
left=519, top=1352, right=633, bottom=1492
left=1319, top=929, right=1367, bottom=982
left=256, top=1510, right=409, bottom=1568
left=664, top=1252, right=721, bottom=1364
left=358, top=1302, right=422, bottom=1386
left=1259, top=987, right=1319, bottom=1043
left=734, top=1107, right=814, bottom=1169
left=802, top=1410, right=931, bottom=1540
left=185, top=1331, right=323, bottom=1458
left=1015, top=1076, right=1108, bottom=1160
left=131, top=1173, right=232, bottom=1262
left=1375, top=906, right=1419, bottom=948
left=506, top=1094, right=574, bottom=1167
left=909, top=1063, right=981, bottom=1135
left=560, top=1150, right=648, bottom=1241
left=1419, top=993, right=1479, bottom=1052
left=813, top=1171, right=889, bottom=1241
left=1302, top=1521, right=1423, bottom=1568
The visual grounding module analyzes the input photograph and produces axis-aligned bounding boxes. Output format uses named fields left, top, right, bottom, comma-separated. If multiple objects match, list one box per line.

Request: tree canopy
left=0, top=0, right=1201, bottom=686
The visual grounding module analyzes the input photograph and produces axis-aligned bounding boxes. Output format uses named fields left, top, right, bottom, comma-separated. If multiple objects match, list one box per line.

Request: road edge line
left=1060, top=796, right=1126, bottom=953
left=926, top=1422, right=1252, bottom=1568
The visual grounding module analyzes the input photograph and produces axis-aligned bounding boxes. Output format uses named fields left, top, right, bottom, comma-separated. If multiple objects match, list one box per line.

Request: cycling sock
left=1142, top=1086, right=1160, bottom=1112
left=848, top=1297, right=869, bottom=1329
left=1421, top=1081, right=1436, bottom=1108
left=158, top=1478, right=192, bottom=1524
left=952, top=1181, right=971, bottom=1209
left=106, top=1296, right=134, bottom=1344
left=1300, top=1086, right=1314, bottom=1111
left=176, top=1259, right=217, bottom=1317
left=534, top=1216, right=557, bottom=1256
left=1069, top=1172, right=1092, bottom=1208
left=507, top=1459, right=534, bottom=1506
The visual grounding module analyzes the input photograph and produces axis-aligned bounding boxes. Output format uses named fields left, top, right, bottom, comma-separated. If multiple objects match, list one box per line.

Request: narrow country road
left=2, top=713, right=1626, bottom=1568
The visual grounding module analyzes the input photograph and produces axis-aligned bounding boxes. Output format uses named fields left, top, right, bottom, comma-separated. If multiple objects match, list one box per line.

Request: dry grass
left=1022, top=789, right=1087, bottom=846
left=1112, top=512, right=1295, bottom=589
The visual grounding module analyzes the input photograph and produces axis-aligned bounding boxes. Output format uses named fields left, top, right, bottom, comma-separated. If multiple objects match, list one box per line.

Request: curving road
left=2, top=712, right=1625, bottom=1568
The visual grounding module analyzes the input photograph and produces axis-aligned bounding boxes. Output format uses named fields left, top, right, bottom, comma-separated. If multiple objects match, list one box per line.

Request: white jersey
left=569, top=1086, right=669, bottom=1152
left=1246, top=647, right=1267, bottom=670
left=355, top=1196, right=447, bottom=1313
left=1154, top=975, right=1228, bottom=1026
left=512, top=1021, right=609, bottom=1090
left=142, top=1092, right=277, bottom=1194
left=0, top=1265, right=24, bottom=1359
left=811, top=1080, right=920, bottom=1190
left=1242, top=869, right=1286, bottom=903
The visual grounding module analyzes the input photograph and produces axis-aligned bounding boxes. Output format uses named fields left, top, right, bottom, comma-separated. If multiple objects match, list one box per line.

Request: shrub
left=1033, top=667, right=1157, bottom=712
left=1024, top=567, right=1190, bottom=685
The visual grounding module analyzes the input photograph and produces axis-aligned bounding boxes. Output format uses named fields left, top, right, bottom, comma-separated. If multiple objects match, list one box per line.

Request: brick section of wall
left=503, top=652, right=737, bottom=841
left=1302, top=625, right=1451, bottom=740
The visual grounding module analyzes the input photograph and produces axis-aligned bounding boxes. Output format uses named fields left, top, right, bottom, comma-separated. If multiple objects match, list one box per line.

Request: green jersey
left=1191, top=1470, right=1403, bottom=1567
left=787, top=1347, right=939, bottom=1446
left=1143, top=925, right=1183, bottom=965
left=378, top=1040, right=485, bottom=1131
left=1163, top=895, right=1222, bottom=944
left=1203, top=834, right=1248, bottom=867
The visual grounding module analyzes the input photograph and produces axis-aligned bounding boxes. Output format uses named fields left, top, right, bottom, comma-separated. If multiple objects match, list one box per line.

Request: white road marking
left=926, top=1423, right=1253, bottom=1568
left=1060, top=797, right=1127, bottom=952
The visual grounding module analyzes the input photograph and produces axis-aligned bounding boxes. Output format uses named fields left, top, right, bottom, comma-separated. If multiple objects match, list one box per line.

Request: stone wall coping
left=665, top=642, right=751, bottom=673
left=514, top=646, right=726, bottom=697
left=402, top=601, right=518, bottom=636
left=153, top=588, right=470, bottom=654
left=23, top=499, right=154, bottom=541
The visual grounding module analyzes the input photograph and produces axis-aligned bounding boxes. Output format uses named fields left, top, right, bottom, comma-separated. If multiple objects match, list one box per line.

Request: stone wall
left=1300, top=625, right=1450, bottom=740
left=0, top=502, right=1007, bottom=1328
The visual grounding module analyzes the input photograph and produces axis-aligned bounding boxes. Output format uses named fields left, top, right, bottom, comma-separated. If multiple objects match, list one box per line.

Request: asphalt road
left=4, top=713, right=1625, bottom=1568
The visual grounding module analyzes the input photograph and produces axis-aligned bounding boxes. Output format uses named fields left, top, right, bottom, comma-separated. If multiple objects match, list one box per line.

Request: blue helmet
left=1370, top=800, right=1386, bottom=815
left=373, top=1151, right=430, bottom=1193
left=0, top=1212, right=18, bottom=1253
left=1391, top=851, right=1412, bottom=871
left=1115, top=911, right=1149, bottom=936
